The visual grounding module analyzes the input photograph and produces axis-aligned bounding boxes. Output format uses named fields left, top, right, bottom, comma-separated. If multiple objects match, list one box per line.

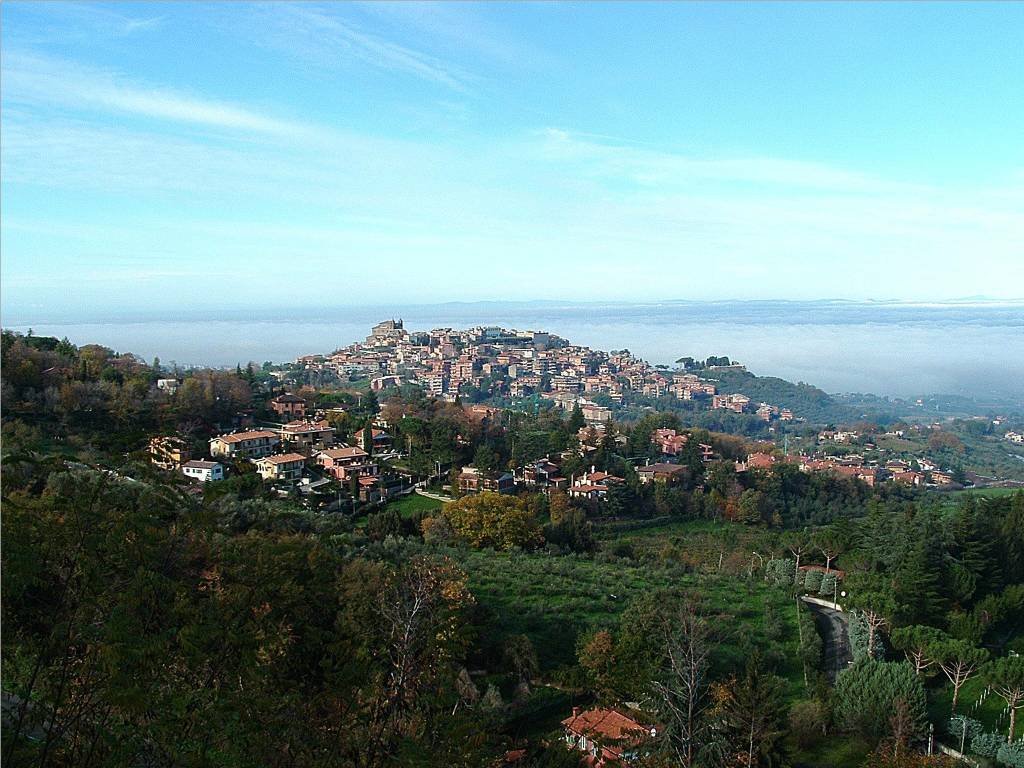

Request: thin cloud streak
left=2, top=52, right=311, bottom=137
left=256, top=4, right=473, bottom=91
left=536, top=128, right=923, bottom=195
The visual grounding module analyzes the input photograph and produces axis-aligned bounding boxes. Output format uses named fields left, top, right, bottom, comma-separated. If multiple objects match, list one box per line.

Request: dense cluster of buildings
left=148, top=322, right=996, bottom=503
left=734, top=450, right=958, bottom=488
left=458, top=427, right=708, bottom=502
left=149, top=394, right=393, bottom=501
left=291, top=320, right=794, bottom=424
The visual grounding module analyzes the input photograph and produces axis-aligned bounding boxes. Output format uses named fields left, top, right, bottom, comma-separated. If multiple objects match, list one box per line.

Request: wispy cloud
left=244, top=4, right=473, bottom=91
left=2, top=52, right=310, bottom=137
left=536, top=127, right=913, bottom=194
left=3, top=2, right=163, bottom=44
left=354, top=1, right=540, bottom=70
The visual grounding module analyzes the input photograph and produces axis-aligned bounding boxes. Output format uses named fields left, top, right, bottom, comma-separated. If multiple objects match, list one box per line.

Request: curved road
left=802, top=599, right=852, bottom=683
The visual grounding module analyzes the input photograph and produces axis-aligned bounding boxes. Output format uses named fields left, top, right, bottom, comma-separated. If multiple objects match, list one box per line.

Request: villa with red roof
left=316, top=446, right=378, bottom=481
left=561, top=707, right=657, bottom=766
left=269, top=393, right=307, bottom=419
left=210, top=430, right=280, bottom=459
left=254, top=452, right=306, bottom=482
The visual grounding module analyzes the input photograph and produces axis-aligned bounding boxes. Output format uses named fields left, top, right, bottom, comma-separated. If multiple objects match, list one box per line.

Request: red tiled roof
left=282, top=419, right=332, bottom=433
left=215, top=430, right=277, bottom=444
left=259, top=452, right=306, bottom=465
left=562, top=708, right=654, bottom=750
left=271, top=394, right=305, bottom=403
left=318, top=446, right=368, bottom=460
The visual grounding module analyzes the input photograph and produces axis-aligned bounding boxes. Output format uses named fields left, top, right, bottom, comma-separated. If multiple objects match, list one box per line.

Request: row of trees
left=1, top=331, right=255, bottom=456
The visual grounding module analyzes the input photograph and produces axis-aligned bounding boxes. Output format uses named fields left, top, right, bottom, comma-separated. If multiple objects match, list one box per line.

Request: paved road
left=415, top=488, right=453, bottom=502
left=802, top=599, right=852, bottom=683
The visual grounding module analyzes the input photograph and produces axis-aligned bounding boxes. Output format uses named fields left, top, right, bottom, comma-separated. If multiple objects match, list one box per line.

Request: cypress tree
left=362, top=420, right=374, bottom=456
left=895, top=537, right=946, bottom=626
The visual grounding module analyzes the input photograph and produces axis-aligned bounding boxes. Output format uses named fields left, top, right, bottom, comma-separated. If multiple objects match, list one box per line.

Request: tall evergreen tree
left=567, top=403, right=585, bottom=433
left=362, top=419, right=374, bottom=456
left=895, top=537, right=946, bottom=626
left=711, top=652, right=789, bottom=768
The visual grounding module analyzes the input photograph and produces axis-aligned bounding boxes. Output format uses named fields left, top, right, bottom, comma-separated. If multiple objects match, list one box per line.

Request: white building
left=182, top=460, right=224, bottom=482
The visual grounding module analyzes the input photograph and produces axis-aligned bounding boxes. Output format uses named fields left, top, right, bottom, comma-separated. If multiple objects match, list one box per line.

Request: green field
left=594, top=517, right=802, bottom=576
left=448, top=544, right=806, bottom=696
left=930, top=675, right=1012, bottom=737
left=385, top=492, right=445, bottom=518
left=942, top=487, right=1023, bottom=500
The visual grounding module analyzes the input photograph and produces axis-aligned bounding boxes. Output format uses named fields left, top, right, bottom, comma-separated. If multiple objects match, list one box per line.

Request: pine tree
left=711, top=652, right=789, bottom=768
left=568, top=403, right=585, bottom=433
left=895, top=538, right=946, bottom=626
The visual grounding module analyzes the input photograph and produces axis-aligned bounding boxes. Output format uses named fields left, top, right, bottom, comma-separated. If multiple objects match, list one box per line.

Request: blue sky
left=2, top=1, right=1023, bottom=318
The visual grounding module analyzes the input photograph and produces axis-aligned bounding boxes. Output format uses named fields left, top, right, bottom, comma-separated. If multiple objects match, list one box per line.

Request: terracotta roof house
left=561, top=707, right=657, bottom=766
left=459, top=466, right=515, bottom=494
left=280, top=419, right=335, bottom=453
left=316, top=446, right=378, bottom=481
left=636, top=463, right=687, bottom=484
left=210, top=430, right=280, bottom=459
left=652, top=428, right=687, bottom=456
left=270, top=393, right=306, bottom=419
left=736, top=452, right=777, bottom=472
left=254, top=452, right=306, bottom=482
left=353, top=427, right=392, bottom=449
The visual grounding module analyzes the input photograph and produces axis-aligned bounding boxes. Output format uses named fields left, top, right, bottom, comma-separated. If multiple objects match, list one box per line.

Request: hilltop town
left=177, top=319, right=1017, bottom=503
left=299, top=317, right=792, bottom=421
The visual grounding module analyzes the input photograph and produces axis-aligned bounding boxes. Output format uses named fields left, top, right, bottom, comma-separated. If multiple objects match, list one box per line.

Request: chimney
left=572, top=707, right=581, bottom=719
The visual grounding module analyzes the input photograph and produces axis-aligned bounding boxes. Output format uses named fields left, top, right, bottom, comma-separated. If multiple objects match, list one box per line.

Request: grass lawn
left=942, top=487, right=1022, bottom=500
left=929, top=675, right=1010, bottom=737
left=385, top=492, right=445, bottom=518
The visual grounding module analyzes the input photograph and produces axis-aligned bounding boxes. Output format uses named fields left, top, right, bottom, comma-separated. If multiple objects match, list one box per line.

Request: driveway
left=802, top=599, right=852, bottom=683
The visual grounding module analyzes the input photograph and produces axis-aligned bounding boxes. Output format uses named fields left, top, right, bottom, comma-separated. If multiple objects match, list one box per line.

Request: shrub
left=971, top=731, right=1005, bottom=758
left=788, top=699, right=828, bottom=748
left=947, top=715, right=983, bottom=743
left=766, top=558, right=795, bottom=587
left=804, top=569, right=823, bottom=593
left=997, top=742, right=1024, bottom=767
left=798, top=603, right=823, bottom=673
left=834, top=659, right=926, bottom=741
left=421, top=514, right=453, bottom=545
left=848, top=610, right=886, bottom=661
left=819, top=572, right=837, bottom=598
left=762, top=599, right=784, bottom=641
